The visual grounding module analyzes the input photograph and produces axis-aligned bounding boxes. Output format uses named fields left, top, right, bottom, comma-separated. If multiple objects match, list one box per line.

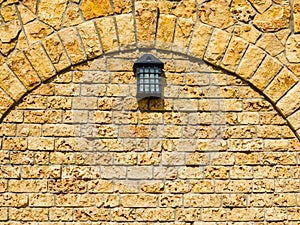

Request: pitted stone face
left=1, top=50, right=300, bottom=223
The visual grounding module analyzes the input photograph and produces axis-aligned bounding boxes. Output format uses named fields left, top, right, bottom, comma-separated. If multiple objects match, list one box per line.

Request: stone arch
left=1, top=14, right=300, bottom=137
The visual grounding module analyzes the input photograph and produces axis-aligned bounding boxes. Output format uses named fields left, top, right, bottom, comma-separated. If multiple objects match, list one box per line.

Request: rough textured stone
left=277, top=82, right=300, bottom=116
left=231, top=0, right=255, bottom=22
left=113, top=0, right=132, bottom=14
left=135, top=1, right=157, bottom=47
left=7, top=51, right=41, bottom=90
left=204, top=29, right=231, bottom=65
left=286, top=34, right=300, bottom=63
left=24, top=20, right=54, bottom=45
left=173, top=17, right=194, bottom=52
left=1, top=5, right=18, bottom=22
left=38, top=0, right=68, bottom=30
left=199, top=0, right=235, bottom=29
left=156, top=14, right=176, bottom=50
left=80, top=0, right=114, bottom=20
left=17, top=4, right=36, bottom=24
left=116, top=14, right=135, bottom=50
left=173, top=0, right=196, bottom=21
left=24, top=43, right=56, bottom=81
left=294, top=0, right=300, bottom=33
left=264, top=68, right=298, bottom=103
left=0, top=64, right=26, bottom=101
left=233, top=24, right=261, bottom=44
left=42, top=33, right=71, bottom=72
left=95, top=17, right=119, bottom=52
left=253, top=5, right=290, bottom=32
left=257, top=33, right=284, bottom=56
left=59, top=27, right=87, bottom=65
left=221, top=36, right=248, bottom=72
left=77, top=21, right=102, bottom=59
left=250, top=55, right=283, bottom=90
left=248, top=0, right=272, bottom=13
left=62, top=3, right=83, bottom=27
left=0, top=20, right=21, bottom=43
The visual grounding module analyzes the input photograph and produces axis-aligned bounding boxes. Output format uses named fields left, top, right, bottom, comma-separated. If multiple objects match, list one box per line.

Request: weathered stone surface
left=199, top=0, right=235, bottom=29
left=135, top=0, right=157, bottom=47
left=62, top=3, right=83, bottom=27
left=1, top=5, right=18, bottom=22
left=17, top=4, right=36, bottom=24
left=173, top=17, right=194, bottom=52
left=116, top=14, right=135, bottom=50
left=7, top=51, right=41, bottom=90
left=80, top=0, right=114, bottom=20
left=24, top=43, right=56, bottom=81
left=233, top=24, right=261, bottom=44
left=204, top=29, right=231, bottom=65
left=113, top=0, right=132, bottom=13
left=42, top=33, right=71, bottom=72
left=248, top=0, right=272, bottom=13
left=95, top=17, right=119, bottom=52
left=0, top=89, right=13, bottom=114
left=15, top=31, right=28, bottom=51
left=0, top=39, right=16, bottom=56
left=77, top=21, right=102, bottom=59
left=221, top=36, right=248, bottom=72
left=0, top=20, right=21, bottom=43
left=24, top=20, right=54, bottom=45
left=0, top=64, right=26, bottom=101
left=253, top=5, right=290, bottom=32
left=22, top=0, right=37, bottom=13
left=231, top=0, right=255, bottom=22
left=294, top=0, right=300, bottom=33
left=156, top=14, right=176, bottom=50
left=286, top=34, right=300, bottom=63
left=189, top=22, right=213, bottom=58
left=250, top=55, right=283, bottom=90
left=173, top=0, right=196, bottom=21
left=38, top=0, right=68, bottom=30
left=59, top=27, right=87, bottom=65
left=264, top=68, right=298, bottom=103
left=257, top=33, right=284, bottom=56
left=277, top=82, right=300, bottom=116
left=236, top=45, right=265, bottom=80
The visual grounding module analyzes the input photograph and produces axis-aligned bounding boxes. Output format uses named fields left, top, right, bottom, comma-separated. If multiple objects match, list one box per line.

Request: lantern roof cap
left=133, top=54, right=164, bottom=71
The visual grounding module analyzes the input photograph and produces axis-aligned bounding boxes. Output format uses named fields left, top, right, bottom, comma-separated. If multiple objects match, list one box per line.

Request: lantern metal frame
left=133, top=54, right=164, bottom=99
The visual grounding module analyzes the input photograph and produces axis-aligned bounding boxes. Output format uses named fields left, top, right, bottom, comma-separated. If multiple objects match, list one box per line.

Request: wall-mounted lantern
left=133, top=54, right=164, bottom=99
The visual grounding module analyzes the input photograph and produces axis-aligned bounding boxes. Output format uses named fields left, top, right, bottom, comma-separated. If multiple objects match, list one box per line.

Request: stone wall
left=1, top=0, right=300, bottom=223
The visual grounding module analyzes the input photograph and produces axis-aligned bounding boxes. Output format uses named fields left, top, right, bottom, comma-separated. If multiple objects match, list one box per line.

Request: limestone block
left=17, top=4, right=36, bottom=24
left=266, top=208, right=286, bottom=221
left=250, top=55, right=283, bottom=90
left=159, top=194, right=182, bottom=207
left=62, top=3, right=83, bottom=27
left=116, top=14, right=135, bottom=49
left=156, top=14, right=176, bottom=50
left=205, top=166, right=229, bottom=179
left=253, top=5, right=290, bottom=32
left=56, top=194, right=94, bottom=206
left=253, top=179, right=274, bottom=192
left=204, top=29, right=231, bottom=65
left=222, top=194, right=247, bottom=207
left=38, top=0, right=68, bottom=30
left=135, top=0, right=157, bottom=47
left=9, top=180, right=47, bottom=193
left=95, top=17, right=119, bottom=52
left=248, top=0, right=272, bottom=13
left=257, top=33, right=284, bottom=57
left=230, top=0, right=255, bottom=22
left=29, top=194, right=54, bottom=207
left=176, top=208, right=200, bottom=221
left=10, top=208, right=48, bottom=221
left=233, top=24, right=261, bottom=44
left=111, top=208, right=135, bottom=221
left=113, top=0, right=132, bottom=13
left=230, top=165, right=253, bottom=179
left=2, top=137, right=26, bottom=150
left=28, top=137, right=54, bottom=150
left=95, top=194, right=119, bottom=207
left=294, top=0, right=300, bottom=33
left=0, top=166, right=20, bottom=178
left=202, top=208, right=227, bottom=221
left=24, top=20, right=54, bottom=45
left=137, top=152, right=161, bottom=165
left=173, top=17, right=194, bottom=53
left=77, top=21, right=102, bottom=59
left=80, top=0, right=113, bottom=20
left=127, top=166, right=152, bottom=179
left=221, top=36, right=248, bottom=72
left=184, top=194, right=221, bottom=207
left=277, top=82, right=300, bottom=116
left=264, top=68, right=298, bottom=103
left=236, top=45, right=265, bottom=80
left=42, top=33, right=71, bottom=72
left=198, top=0, right=235, bottom=29
left=0, top=20, right=21, bottom=43
left=49, top=179, right=87, bottom=193
left=48, top=96, right=72, bottom=109
left=186, top=152, right=209, bottom=165
left=1, top=5, right=18, bottom=22
left=88, top=180, right=113, bottom=193
left=22, top=165, right=61, bottom=179
left=7, top=51, right=41, bottom=90
left=275, top=179, right=299, bottom=192
left=173, top=0, right=196, bottom=21
left=49, top=208, right=73, bottom=221
left=24, top=110, right=61, bottom=124
left=0, top=208, right=7, bottom=221
left=74, top=207, right=110, bottom=221
left=257, top=125, right=281, bottom=138
left=42, top=124, right=79, bottom=137
left=121, top=194, right=157, bottom=207
left=24, top=43, right=56, bottom=81
left=227, top=208, right=264, bottom=221
left=137, top=208, right=174, bottom=221
left=50, top=152, right=75, bottom=165
left=165, top=180, right=189, bottom=193
left=215, top=180, right=252, bottom=193
left=190, top=180, right=214, bottom=193
left=59, top=27, right=87, bottom=65
left=100, top=166, right=126, bottom=179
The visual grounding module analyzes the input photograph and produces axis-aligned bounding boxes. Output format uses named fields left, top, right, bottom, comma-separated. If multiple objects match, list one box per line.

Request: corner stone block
left=173, top=17, right=194, bottom=53
left=156, top=14, right=176, bottom=50
left=0, top=88, right=14, bottom=115
left=0, top=64, right=27, bottom=101
left=221, top=35, right=248, bottom=73
left=236, top=44, right=265, bottom=80
left=135, top=0, right=157, bottom=48
left=264, top=68, right=298, bottom=103
left=58, top=27, right=87, bottom=65
left=294, top=0, right=300, bottom=33
left=277, top=81, right=300, bottom=117
left=24, top=43, right=56, bottom=81
left=204, top=29, right=231, bottom=65
left=77, top=21, right=103, bottom=59
left=116, top=14, right=136, bottom=50
left=42, top=33, right=71, bottom=72
left=287, top=109, right=300, bottom=131
left=6, top=51, right=41, bottom=91
left=95, top=17, right=119, bottom=53
left=250, top=55, right=283, bottom=90
left=189, top=22, right=213, bottom=59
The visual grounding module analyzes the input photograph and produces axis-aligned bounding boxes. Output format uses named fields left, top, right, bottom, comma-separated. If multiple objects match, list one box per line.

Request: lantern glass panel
left=137, top=65, right=162, bottom=98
